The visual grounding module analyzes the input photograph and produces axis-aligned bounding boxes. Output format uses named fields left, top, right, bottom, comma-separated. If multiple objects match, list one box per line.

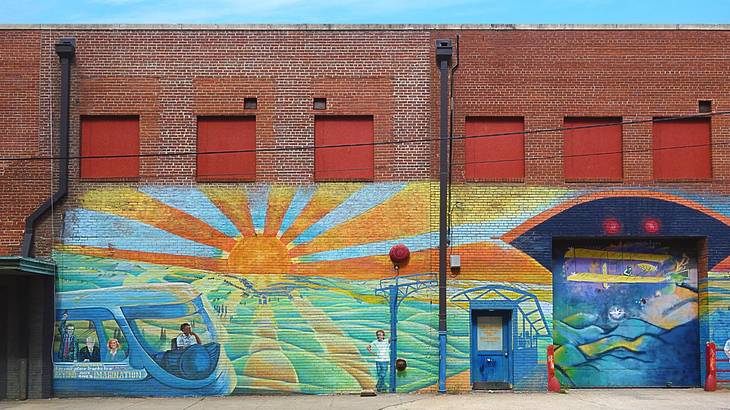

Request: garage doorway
left=552, top=238, right=701, bottom=388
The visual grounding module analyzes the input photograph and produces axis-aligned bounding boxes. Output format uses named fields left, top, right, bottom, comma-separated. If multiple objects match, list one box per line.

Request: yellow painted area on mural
left=264, top=186, right=297, bottom=237
left=290, top=294, right=374, bottom=390
left=447, top=185, right=571, bottom=225
left=418, top=369, right=469, bottom=392
left=529, top=288, right=553, bottom=302
left=290, top=182, right=431, bottom=257
left=568, top=272, right=668, bottom=284
left=637, top=263, right=658, bottom=272
left=643, top=286, right=698, bottom=329
left=199, top=186, right=255, bottom=237
left=248, top=305, right=279, bottom=353
left=243, top=306, right=299, bottom=388
left=280, top=183, right=363, bottom=246
left=81, top=188, right=237, bottom=252
left=566, top=248, right=672, bottom=263
left=579, top=336, right=644, bottom=358
left=290, top=280, right=387, bottom=305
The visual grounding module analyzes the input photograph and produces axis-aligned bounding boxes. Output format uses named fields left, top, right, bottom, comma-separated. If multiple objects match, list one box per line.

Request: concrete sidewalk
left=2, top=389, right=729, bottom=410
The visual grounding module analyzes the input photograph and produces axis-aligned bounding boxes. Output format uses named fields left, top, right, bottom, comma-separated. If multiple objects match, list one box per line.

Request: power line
left=0, top=111, right=727, bottom=163
left=1, top=139, right=726, bottom=182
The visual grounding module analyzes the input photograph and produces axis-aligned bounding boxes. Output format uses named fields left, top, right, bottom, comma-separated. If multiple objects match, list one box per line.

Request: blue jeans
left=375, top=361, right=389, bottom=392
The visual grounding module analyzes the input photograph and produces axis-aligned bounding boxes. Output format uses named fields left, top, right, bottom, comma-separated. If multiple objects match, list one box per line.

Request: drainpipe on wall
left=436, top=39, right=453, bottom=394
left=22, top=38, right=76, bottom=258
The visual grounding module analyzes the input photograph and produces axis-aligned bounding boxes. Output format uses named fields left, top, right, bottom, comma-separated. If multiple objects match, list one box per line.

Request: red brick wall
left=3, top=29, right=433, bottom=256
left=432, top=30, right=730, bottom=190
left=61, top=30, right=432, bottom=185
left=0, top=30, right=44, bottom=255
left=4, top=27, right=730, bottom=258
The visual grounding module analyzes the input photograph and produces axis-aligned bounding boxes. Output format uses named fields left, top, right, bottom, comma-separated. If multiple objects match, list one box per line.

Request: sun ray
left=139, top=186, right=241, bottom=238
left=277, top=186, right=316, bottom=239
left=246, top=185, right=271, bottom=235
left=291, top=219, right=514, bottom=264
left=289, top=183, right=406, bottom=248
left=56, top=244, right=227, bottom=272
left=200, top=186, right=255, bottom=237
left=279, top=184, right=363, bottom=246
left=290, top=182, right=430, bottom=257
left=63, top=209, right=226, bottom=258
left=293, top=252, right=433, bottom=279
left=81, top=188, right=236, bottom=252
left=293, top=232, right=436, bottom=263
left=263, top=186, right=297, bottom=236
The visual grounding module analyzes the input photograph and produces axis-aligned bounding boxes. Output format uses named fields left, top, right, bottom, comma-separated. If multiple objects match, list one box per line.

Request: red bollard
left=547, top=345, right=561, bottom=392
left=706, top=342, right=717, bottom=391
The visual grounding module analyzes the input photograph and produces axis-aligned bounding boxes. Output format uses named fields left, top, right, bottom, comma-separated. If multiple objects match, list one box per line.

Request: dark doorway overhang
left=0, top=256, right=56, bottom=277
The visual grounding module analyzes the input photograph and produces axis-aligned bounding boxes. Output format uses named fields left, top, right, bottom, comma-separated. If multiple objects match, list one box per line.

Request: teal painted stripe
left=247, top=185, right=270, bottom=234
left=62, top=208, right=224, bottom=258
left=278, top=186, right=316, bottom=238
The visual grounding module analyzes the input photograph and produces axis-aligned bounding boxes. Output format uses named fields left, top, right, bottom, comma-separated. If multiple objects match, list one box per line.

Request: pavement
left=2, top=389, right=730, bottom=410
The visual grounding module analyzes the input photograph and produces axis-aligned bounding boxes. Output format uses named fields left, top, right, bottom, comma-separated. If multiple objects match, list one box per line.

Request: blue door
left=471, top=310, right=511, bottom=389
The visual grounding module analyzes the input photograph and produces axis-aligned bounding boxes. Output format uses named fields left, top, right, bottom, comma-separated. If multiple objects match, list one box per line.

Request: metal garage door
left=553, top=239, right=700, bottom=387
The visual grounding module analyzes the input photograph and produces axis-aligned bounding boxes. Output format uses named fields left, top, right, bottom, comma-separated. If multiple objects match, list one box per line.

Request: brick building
left=1, top=24, right=730, bottom=398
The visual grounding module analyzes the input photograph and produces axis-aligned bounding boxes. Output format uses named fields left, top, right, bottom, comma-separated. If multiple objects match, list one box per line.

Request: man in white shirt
left=176, top=322, right=201, bottom=349
left=724, top=338, right=730, bottom=362
left=366, top=330, right=390, bottom=392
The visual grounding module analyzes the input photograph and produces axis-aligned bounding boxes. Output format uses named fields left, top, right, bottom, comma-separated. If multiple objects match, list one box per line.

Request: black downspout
left=435, top=39, right=452, bottom=394
left=446, top=34, right=460, bottom=255
left=22, top=38, right=76, bottom=258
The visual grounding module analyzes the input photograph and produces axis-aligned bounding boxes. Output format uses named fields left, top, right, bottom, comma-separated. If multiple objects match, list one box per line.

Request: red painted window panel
left=197, top=117, right=256, bottom=182
left=653, top=118, right=712, bottom=181
left=315, top=116, right=374, bottom=181
left=464, top=117, right=524, bottom=181
left=563, top=118, right=623, bottom=182
left=80, top=116, right=139, bottom=179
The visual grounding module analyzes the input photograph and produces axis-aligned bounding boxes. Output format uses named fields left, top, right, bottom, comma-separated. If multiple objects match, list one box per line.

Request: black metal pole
left=435, top=39, right=452, bottom=394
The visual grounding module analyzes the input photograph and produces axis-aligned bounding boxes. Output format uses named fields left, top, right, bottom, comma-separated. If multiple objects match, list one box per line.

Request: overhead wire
left=0, top=111, right=727, bottom=164
left=0, top=136, right=727, bottom=183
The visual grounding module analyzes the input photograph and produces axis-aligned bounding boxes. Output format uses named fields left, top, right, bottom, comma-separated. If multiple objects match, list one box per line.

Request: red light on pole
left=603, top=218, right=621, bottom=235
left=643, top=218, right=660, bottom=234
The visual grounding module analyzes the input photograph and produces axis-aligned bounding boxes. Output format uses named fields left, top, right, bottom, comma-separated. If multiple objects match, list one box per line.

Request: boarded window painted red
left=653, top=118, right=712, bottom=181
left=464, top=117, right=524, bottom=181
left=80, top=116, right=139, bottom=179
left=197, top=117, right=256, bottom=181
left=563, top=118, right=623, bottom=181
left=315, top=116, right=374, bottom=181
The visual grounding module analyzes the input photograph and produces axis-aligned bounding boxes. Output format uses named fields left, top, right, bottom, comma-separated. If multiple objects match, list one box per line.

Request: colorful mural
left=553, top=240, right=699, bottom=387
left=53, top=183, right=730, bottom=395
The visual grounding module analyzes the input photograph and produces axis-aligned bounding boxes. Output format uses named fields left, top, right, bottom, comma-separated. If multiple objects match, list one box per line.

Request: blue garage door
left=553, top=239, right=700, bottom=387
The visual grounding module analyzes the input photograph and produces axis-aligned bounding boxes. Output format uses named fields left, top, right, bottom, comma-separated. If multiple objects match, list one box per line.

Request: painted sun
left=56, top=183, right=557, bottom=285
left=57, top=183, right=437, bottom=280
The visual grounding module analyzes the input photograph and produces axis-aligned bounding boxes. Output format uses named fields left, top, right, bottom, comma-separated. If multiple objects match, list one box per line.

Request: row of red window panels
left=80, top=115, right=712, bottom=182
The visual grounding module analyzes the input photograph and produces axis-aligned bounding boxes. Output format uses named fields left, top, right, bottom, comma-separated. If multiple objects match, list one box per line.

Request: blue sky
left=4, top=0, right=729, bottom=24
